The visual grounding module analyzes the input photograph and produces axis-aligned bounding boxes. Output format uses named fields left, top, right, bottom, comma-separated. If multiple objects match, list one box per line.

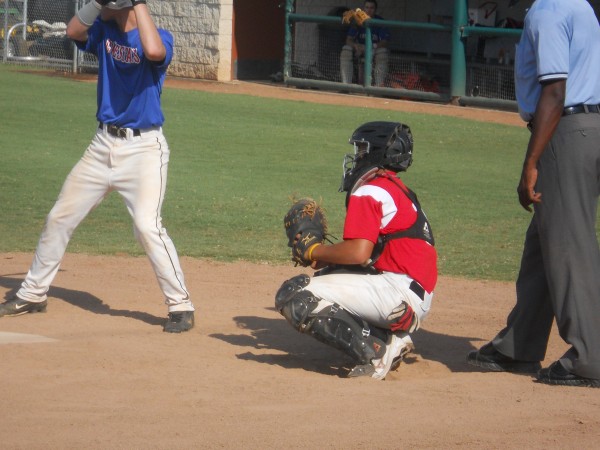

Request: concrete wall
left=150, top=0, right=232, bottom=81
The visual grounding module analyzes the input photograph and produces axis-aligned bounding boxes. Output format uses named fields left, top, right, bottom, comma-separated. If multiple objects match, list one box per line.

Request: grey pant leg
left=493, top=217, right=554, bottom=362
left=494, top=114, right=600, bottom=378
left=535, top=114, right=600, bottom=378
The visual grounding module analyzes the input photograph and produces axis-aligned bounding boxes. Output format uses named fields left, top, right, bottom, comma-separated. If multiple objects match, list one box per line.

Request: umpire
left=468, top=0, right=600, bottom=387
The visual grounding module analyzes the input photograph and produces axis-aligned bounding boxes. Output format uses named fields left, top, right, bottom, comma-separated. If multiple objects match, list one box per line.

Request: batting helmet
left=106, top=0, right=132, bottom=10
left=340, top=121, right=413, bottom=194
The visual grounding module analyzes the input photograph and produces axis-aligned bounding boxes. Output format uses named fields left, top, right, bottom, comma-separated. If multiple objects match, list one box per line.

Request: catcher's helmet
left=340, top=121, right=413, bottom=194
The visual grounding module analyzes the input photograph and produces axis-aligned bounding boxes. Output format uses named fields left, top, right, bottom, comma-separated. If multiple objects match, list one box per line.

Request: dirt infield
left=1, top=80, right=599, bottom=449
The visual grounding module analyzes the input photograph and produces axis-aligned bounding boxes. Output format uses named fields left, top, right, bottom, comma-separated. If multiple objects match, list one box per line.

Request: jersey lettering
left=105, top=39, right=141, bottom=64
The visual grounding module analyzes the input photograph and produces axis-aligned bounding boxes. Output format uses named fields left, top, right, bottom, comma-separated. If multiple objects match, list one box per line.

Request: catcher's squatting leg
left=275, top=275, right=387, bottom=365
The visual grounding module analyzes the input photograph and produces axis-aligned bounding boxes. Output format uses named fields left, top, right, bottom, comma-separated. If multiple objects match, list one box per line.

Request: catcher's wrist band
left=307, top=243, right=321, bottom=262
left=132, top=0, right=147, bottom=5
left=76, top=0, right=102, bottom=27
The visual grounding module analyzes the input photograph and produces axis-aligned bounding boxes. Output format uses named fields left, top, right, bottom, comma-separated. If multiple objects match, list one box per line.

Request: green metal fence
left=284, top=0, right=522, bottom=110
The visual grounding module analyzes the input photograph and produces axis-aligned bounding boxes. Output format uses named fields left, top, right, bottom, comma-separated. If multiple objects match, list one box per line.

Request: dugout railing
left=284, top=0, right=522, bottom=111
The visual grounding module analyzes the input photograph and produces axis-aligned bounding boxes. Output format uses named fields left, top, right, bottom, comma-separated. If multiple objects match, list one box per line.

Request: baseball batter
left=277, top=121, right=437, bottom=379
left=0, top=0, right=195, bottom=333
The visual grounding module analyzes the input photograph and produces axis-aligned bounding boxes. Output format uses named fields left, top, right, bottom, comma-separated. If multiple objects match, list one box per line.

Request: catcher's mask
left=340, top=121, right=413, bottom=194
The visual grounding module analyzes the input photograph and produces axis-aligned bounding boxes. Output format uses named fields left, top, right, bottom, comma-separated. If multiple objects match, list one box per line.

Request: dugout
left=284, top=0, right=600, bottom=109
left=5, top=0, right=600, bottom=102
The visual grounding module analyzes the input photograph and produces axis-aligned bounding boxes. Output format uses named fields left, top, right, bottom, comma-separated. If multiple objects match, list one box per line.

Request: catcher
left=276, top=121, right=437, bottom=380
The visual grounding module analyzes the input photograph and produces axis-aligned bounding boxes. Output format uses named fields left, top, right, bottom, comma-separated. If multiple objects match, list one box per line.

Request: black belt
left=409, top=280, right=425, bottom=300
left=563, top=104, right=600, bottom=116
left=99, top=123, right=141, bottom=138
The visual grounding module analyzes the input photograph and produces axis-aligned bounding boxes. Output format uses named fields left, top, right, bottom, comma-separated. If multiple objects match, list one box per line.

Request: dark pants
left=492, top=113, right=600, bottom=379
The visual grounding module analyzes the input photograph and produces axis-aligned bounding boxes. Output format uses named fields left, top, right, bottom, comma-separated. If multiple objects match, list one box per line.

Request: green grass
left=0, top=64, right=538, bottom=281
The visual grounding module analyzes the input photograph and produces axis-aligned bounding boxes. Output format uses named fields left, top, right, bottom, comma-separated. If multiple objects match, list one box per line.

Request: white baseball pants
left=307, top=272, right=432, bottom=330
left=17, top=125, right=194, bottom=312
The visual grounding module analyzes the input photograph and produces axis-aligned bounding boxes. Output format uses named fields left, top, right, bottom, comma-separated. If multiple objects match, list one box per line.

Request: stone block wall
left=149, top=0, right=232, bottom=81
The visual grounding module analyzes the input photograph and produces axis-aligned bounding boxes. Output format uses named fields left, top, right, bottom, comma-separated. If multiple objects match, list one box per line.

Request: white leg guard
left=373, top=47, right=389, bottom=87
left=340, top=45, right=354, bottom=84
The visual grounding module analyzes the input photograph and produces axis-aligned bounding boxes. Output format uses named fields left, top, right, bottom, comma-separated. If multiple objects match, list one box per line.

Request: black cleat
left=467, top=342, right=541, bottom=374
left=0, top=296, right=47, bottom=317
left=536, top=361, right=600, bottom=388
left=163, top=311, right=194, bottom=333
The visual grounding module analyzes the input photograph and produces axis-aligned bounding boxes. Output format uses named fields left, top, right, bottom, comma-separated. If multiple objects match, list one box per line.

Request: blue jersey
left=514, top=0, right=600, bottom=121
left=75, top=18, right=173, bottom=129
left=347, top=14, right=390, bottom=45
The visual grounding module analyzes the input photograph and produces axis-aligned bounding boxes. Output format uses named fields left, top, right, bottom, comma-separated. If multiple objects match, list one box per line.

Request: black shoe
left=467, top=342, right=541, bottom=374
left=163, top=311, right=194, bottom=333
left=536, top=361, right=600, bottom=388
left=0, top=296, right=47, bottom=317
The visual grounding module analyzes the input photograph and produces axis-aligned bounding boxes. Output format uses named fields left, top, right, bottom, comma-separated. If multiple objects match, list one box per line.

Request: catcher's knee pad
left=305, top=304, right=386, bottom=365
left=275, top=274, right=311, bottom=312
left=279, top=289, right=320, bottom=331
left=373, top=47, right=389, bottom=87
left=340, top=45, right=354, bottom=84
left=387, top=300, right=420, bottom=333
left=275, top=275, right=319, bottom=331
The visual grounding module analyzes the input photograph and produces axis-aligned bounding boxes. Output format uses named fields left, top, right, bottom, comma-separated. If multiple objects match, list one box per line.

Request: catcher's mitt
left=284, top=198, right=328, bottom=267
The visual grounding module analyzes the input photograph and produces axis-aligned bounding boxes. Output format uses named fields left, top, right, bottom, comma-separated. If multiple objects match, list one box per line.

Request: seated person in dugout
left=275, top=121, right=438, bottom=380
left=340, top=0, right=390, bottom=87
